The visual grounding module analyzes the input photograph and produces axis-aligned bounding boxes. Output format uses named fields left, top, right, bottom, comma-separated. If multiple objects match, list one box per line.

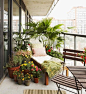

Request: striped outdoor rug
left=23, top=89, right=66, bottom=94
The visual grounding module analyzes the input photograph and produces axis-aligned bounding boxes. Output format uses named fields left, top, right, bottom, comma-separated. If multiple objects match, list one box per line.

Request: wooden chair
left=51, top=49, right=84, bottom=94
left=63, top=49, right=84, bottom=76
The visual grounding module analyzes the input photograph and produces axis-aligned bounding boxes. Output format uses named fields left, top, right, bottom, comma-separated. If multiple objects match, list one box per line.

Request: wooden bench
left=51, top=49, right=84, bottom=94
left=31, top=50, right=69, bottom=85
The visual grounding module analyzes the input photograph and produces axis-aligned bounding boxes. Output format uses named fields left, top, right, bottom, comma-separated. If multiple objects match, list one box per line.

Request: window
left=13, top=1, right=19, bottom=32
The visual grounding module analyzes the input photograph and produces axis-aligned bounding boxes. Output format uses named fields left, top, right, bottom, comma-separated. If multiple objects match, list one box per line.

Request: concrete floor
left=0, top=73, right=86, bottom=94
left=0, top=67, right=86, bottom=94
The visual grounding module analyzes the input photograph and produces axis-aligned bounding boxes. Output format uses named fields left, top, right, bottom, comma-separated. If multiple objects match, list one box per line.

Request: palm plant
left=25, top=18, right=67, bottom=49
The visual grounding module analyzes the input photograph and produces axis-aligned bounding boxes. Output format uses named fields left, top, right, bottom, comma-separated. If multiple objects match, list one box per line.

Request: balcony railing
left=59, top=32, right=86, bottom=66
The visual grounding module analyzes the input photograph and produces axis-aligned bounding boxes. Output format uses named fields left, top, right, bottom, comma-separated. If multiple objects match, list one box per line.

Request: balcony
left=0, top=0, right=86, bottom=94
left=1, top=32, right=86, bottom=94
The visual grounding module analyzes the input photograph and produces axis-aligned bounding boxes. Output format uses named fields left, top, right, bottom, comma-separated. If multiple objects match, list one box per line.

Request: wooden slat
left=63, top=52, right=80, bottom=57
left=67, top=66, right=86, bottom=89
left=67, top=66, right=86, bottom=69
left=68, top=68, right=86, bottom=71
left=73, top=71, right=86, bottom=75
left=78, top=79, right=86, bottom=83
left=63, top=49, right=83, bottom=53
left=51, top=75, right=82, bottom=90
left=63, top=56, right=83, bottom=61
left=81, top=83, right=86, bottom=89
left=74, top=75, right=86, bottom=79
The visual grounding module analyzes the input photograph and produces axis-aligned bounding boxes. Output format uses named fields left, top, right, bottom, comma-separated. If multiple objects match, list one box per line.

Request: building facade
left=51, top=7, right=86, bottom=34
left=67, top=6, right=86, bottom=34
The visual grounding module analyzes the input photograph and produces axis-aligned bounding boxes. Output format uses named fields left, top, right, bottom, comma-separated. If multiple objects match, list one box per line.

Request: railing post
left=64, top=34, right=65, bottom=49
left=74, top=35, right=76, bottom=66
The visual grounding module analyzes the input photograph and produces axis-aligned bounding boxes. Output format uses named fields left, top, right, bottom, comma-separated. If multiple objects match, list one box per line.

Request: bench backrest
left=63, top=49, right=83, bottom=63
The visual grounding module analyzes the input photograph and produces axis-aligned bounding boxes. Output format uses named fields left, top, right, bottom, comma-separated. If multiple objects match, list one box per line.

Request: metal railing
left=59, top=32, right=86, bottom=66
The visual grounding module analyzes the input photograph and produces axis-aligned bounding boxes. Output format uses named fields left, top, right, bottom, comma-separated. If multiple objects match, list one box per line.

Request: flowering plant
left=20, top=61, right=34, bottom=71
left=31, top=66, right=42, bottom=78
left=45, top=45, right=63, bottom=60
left=13, top=69, right=19, bottom=75
left=77, top=48, right=86, bottom=64
left=17, top=70, right=24, bottom=81
left=24, top=73, right=33, bottom=80
left=45, top=45, right=53, bottom=54
left=15, top=50, right=31, bottom=63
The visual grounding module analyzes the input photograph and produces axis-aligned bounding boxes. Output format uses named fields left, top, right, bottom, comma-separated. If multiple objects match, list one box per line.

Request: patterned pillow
left=32, top=47, right=47, bottom=56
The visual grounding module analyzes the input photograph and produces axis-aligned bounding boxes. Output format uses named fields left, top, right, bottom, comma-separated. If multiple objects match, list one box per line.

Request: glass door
left=3, top=0, right=8, bottom=71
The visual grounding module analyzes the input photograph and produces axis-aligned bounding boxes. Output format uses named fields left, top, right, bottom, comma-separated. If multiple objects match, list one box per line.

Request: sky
left=33, top=0, right=86, bottom=20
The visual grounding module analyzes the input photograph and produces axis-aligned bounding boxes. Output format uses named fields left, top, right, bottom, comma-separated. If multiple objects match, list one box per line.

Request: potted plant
left=31, top=66, right=42, bottom=83
left=24, top=73, right=33, bottom=86
left=20, top=61, right=34, bottom=75
left=13, top=29, right=30, bottom=51
left=5, top=55, right=23, bottom=78
left=25, top=18, right=67, bottom=49
left=15, top=50, right=31, bottom=63
left=13, top=69, right=19, bottom=82
left=17, top=70, right=24, bottom=85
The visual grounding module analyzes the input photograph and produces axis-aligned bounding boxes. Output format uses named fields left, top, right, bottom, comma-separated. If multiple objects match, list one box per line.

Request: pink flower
left=85, top=57, right=86, bottom=59
left=36, top=66, right=38, bottom=71
left=31, top=69, right=34, bottom=71
left=31, top=65, right=34, bottom=67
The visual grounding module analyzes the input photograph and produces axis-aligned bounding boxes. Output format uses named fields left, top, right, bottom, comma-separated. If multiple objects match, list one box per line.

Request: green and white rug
left=24, top=89, right=66, bottom=94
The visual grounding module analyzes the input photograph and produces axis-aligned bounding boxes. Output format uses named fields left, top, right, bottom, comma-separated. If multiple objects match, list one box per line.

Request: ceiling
left=23, top=0, right=55, bottom=16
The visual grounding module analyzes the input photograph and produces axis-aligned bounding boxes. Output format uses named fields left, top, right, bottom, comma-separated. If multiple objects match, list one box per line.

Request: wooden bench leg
left=66, top=67, right=69, bottom=76
left=64, top=66, right=69, bottom=76
left=45, top=72, right=48, bottom=85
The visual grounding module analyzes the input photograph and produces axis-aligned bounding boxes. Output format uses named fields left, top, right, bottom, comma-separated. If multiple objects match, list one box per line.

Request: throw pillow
left=32, top=47, right=47, bottom=56
left=32, top=43, right=43, bottom=48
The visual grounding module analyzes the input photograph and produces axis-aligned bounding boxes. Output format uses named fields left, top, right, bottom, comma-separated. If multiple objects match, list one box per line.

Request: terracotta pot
left=8, top=66, right=20, bottom=78
left=24, top=79, right=31, bottom=86
left=24, top=69, right=29, bottom=75
left=34, top=78, right=39, bottom=83
left=17, top=79, right=23, bottom=85
left=13, top=75, right=17, bottom=82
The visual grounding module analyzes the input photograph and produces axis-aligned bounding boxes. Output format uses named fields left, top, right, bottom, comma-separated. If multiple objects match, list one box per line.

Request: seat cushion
left=31, top=55, right=52, bottom=64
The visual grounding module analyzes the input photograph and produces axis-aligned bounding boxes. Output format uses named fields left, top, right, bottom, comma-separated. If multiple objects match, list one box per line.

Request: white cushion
left=31, top=55, right=52, bottom=64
